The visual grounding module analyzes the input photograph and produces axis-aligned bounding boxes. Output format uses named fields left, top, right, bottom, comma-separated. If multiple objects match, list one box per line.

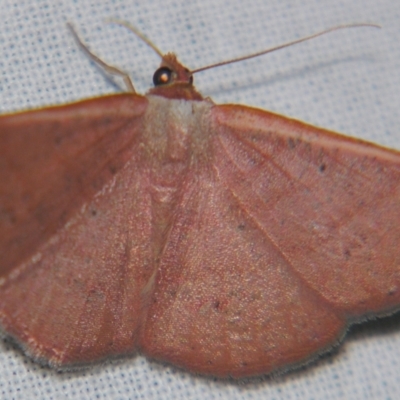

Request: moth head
left=153, top=53, right=194, bottom=87
left=149, top=53, right=202, bottom=100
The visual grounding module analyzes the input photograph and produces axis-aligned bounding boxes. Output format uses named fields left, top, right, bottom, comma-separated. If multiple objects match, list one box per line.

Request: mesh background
left=0, top=0, right=399, bottom=399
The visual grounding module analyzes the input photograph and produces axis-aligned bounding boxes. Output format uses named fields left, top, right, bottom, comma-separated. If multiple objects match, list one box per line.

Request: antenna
left=191, top=23, right=381, bottom=74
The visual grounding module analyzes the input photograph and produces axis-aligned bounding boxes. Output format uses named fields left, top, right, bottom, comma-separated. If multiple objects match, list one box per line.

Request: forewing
left=212, top=104, right=400, bottom=318
left=0, top=94, right=154, bottom=366
left=0, top=94, right=146, bottom=277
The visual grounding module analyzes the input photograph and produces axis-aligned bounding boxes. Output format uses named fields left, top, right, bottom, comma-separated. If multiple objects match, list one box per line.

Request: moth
left=0, top=21, right=399, bottom=378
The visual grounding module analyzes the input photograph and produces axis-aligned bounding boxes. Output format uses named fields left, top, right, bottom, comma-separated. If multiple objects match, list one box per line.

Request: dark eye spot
left=288, top=138, right=296, bottom=149
left=153, top=67, right=173, bottom=86
left=319, top=163, right=326, bottom=172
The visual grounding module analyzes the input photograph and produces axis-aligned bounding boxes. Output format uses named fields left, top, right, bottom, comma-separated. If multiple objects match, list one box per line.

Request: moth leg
left=106, top=19, right=164, bottom=58
left=67, top=22, right=136, bottom=93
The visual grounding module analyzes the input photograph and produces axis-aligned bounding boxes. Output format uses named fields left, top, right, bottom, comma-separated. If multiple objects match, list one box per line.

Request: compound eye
left=153, top=67, right=173, bottom=86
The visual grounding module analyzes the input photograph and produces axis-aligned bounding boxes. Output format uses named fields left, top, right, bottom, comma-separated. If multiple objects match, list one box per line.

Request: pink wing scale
left=0, top=86, right=399, bottom=377
left=138, top=123, right=346, bottom=377
left=211, top=104, right=400, bottom=318
left=0, top=94, right=158, bottom=366
left=0, top=94, right=148, bottom=278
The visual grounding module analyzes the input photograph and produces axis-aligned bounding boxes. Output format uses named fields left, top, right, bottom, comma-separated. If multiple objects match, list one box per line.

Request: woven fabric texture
left=0, top=1, right=399, bottom=399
